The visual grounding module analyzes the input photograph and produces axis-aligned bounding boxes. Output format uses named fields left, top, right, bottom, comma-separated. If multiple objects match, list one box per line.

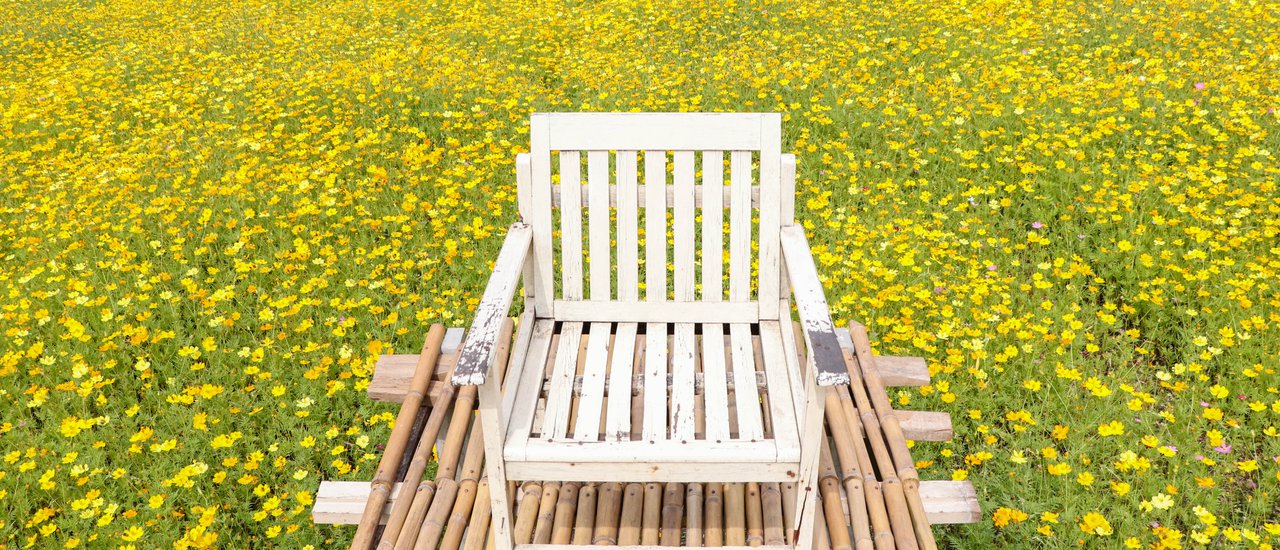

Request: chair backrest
left=517, top=113, right=791, bottom=322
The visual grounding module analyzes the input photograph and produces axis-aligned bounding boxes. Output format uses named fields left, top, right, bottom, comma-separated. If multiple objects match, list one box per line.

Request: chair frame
left=451, top=113, right=848, bottom=549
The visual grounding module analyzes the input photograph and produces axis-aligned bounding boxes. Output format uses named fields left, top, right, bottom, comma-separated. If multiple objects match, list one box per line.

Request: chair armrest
left=452, top=222, right=533, bottom=385
left=779, top=224, right=851, bottom=386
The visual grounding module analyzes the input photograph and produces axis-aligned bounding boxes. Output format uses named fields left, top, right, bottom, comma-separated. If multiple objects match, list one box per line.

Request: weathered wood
left=756, top=115, right=782, bottom=320
left=453, top=225, right=532, bottom=385
left=779, top=224, right=848, bottom=387
left=539, top=112, right=770, bottom=151
left=702, top=151, right=726, bottom=303
left=550, top=301, right=760, bottom=324
left=587, top=150, right=612, bottom=301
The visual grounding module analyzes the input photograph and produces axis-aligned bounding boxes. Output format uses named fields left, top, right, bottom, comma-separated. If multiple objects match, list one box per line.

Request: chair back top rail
left=521, top=113, right=789, bottom=321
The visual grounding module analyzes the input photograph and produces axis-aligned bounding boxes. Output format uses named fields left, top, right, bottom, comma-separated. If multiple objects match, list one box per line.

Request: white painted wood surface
left=728, top=323, right=763, bottom=440
left=453, top=224, right=533, bottom=385
left=728, top=151, right=753, bottom=302
left=559, top=151, right=583, bottom=301
left=700, top=324, right=731, bottom=441
left=616, top=151, right=640, bottom=301
left=702, top=151, right=725, bottom=302
left=551, top=184, right=760, bottom=208
left=542, top=322, right=583, bottom=440
left=644, top=150, right=667, bottom=302
left=670, top=323, right=696, bottom=441
left=778, top=224, right=849, bottom=387
left=757, top=114, right=782, bottom=319
left=528, top=119, right=555, bottom=317
left=587, top=150, right=612, bottom=301
left=604, top=322, right=639, bottom=441
left=539, top=112, right=769, bottom=151
left=550, top=300, right=758, bottom=323
left=643, top=323, right=668, bottom=442
left=572, top=322, right=610, bottom=441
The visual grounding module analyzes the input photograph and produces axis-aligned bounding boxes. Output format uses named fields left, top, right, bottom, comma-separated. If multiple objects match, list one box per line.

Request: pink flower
left=1214, top=443, right=1232, bottom=454
left=1195, top=82, right=1206, bottom=90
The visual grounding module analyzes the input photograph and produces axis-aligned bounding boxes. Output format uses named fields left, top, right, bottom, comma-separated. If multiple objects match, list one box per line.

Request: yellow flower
left=1097, top=421, right=1125, bottom=437
left=1079, top=512, right=1113, bottom=536
left=993, top=507, right=1029, bottom=528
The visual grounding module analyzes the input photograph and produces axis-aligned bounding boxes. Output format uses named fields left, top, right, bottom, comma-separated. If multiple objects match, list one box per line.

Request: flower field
left=2, top=0, right=1279, bottom=547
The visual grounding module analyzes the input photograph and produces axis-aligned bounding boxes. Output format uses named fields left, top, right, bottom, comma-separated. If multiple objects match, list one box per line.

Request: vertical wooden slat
left=759, top=322, right=800, bottom=455
left=543, top=322, right=583, bottom=440
left=729, top=324, right=764, bottom=441
left=529, top=117, right=555, bottom=317
left=701, top=324, right=731, bottom=441
left=670, top=323, right=696, bottom=441
left=702, top=151, right=725, bottom=302
left=728, top=151, right=753, bottom=302
left=560, top=151, right=584, bottom=301
left=645, top=151, right=668, bottom=302
left=673, top=151, right=696, bottom=301
left=605, top=322, right=639, bottom=441
left=587, top=150, right=612, bottom=300
left=573, top=322, right=611, bottom=440
left=616, top=151, right=640, bottom=301
left=504, top=321, right=555, bottom=444
left=758, top=114, right=782, bottom=318
left=644, top=324, right=669, bottom=442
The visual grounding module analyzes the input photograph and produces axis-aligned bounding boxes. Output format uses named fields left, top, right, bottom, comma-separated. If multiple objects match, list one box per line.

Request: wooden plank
left=519, top=439, right=780, bottom=462
left=498, top=312, right=538, bottom=437
left=757, top=114, right=782, bottom=319
left=728, top=151, right=753, bottom=302
left=616, top=151, right=640, bottom=301
left=453, top=223, right=533, bottom=385
left=559, top=151, right=584, bottom=301
left=550, top=184, right=759, bottom=209
left=372, top=353, right=919, bottom=406
left=670, top=323, right=697, bottom=441
left=542, top=323, right=583, bottom=440
left=673, top=150, right=696, bottom=302
left=528, top=116, right=555, bottom=317
left=757, top=322, right=800, bottom=454
left=313, top=480, right=979, bottom=526
left=643, top=323, right=668, bottom=442
left=728, top=323, right=764, bottom=441
left=867, top=355, right=930, bottom=387
left=700, top=324, right=731, bottom=441
left=702, top=151, right=725, bottom=302
left=542, top=112, right=766, bottom=151
left=644, top=150, right=667, bottom=302
left=550, top=301, right=758, bottom=324
left=587, top=150, right=612, bottom=301
left=506, top=462, right=798, bottom=484
left=778, top=225, right=848, bottom=386
left=572, top=323, right=611, bottom=441
left=604, top=323, right=639, bottom=441
left=896, top=410, right=953, bottom=442
left=504, top=321, right=555, bottom=443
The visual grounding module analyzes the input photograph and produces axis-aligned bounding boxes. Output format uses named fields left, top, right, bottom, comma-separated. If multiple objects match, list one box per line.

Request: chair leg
left=479, top=376, right=514, bottom=550
left=793, top=466, right=820, bottom=549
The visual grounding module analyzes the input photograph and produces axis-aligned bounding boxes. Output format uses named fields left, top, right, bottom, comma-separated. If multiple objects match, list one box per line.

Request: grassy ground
left=2, top=0, right=1279, bottom=547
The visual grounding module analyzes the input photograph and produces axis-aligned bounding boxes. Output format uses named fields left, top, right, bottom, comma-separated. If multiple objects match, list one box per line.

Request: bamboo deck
left=315, top=326, right=979, bottom=549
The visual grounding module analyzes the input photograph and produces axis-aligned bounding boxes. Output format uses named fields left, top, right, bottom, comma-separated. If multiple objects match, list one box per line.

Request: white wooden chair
left=451, top=113, right=848, bottom=549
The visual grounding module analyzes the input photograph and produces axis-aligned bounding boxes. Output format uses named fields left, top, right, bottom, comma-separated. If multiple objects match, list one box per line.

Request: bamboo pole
left=381, top=344, right=467, bottom=549
left=439, top=418, right=488, bottom=550
left=704, top=482, right=724, bottom=547
left=573, top=483, right=598, bottom=545
left=532, top=481, right=561, bottom=544
left=837, top=385, right=894, bottom=550
left=462, top=479, right=491, bottom=550
left=618, top=483, right=645, bottom=546
left=745, top=482, right=764, bottom=546
left=410, top=477, right=458, bottom=550
left=839, top=352, right=917, bottom=550
left=594, top=482, right=623, bottom=545
left=760, top=483, right=786, bottom=545
left=849, top=321, right=937, bottom=550
left=642, top=483, right=662, bottom=545
left=723, top=483, right=745, bottom=546
left=513, top=482, right=542, bottom=544
left=778, top=482, right=796, bottom=542
left=661, top=482, right=685, bottom=546
left=825, top=392, right=873, bottom=550
left=820, top=442, right=854, bottom=550
left=686, top=482, right=704, bottom=547
left=352, top=325, right=447, bottom=550
left=553, top=482, right=580, bottom=544
left=389, top=481, right=435, bottom=550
